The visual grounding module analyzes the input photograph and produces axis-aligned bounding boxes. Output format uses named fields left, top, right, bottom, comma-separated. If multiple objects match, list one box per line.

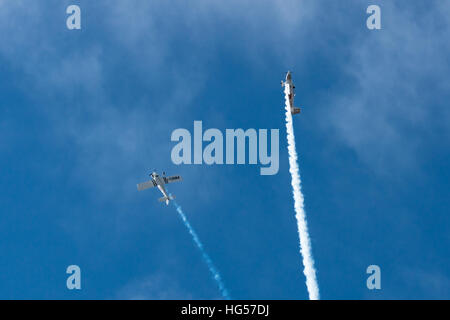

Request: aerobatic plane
left=137, top=171, right=182, bottom=205
left=281, top=71, right=301, bottom=115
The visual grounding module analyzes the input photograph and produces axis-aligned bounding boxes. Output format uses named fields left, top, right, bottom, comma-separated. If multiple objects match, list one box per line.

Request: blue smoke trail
left=172, top=201, right=231, bottom=300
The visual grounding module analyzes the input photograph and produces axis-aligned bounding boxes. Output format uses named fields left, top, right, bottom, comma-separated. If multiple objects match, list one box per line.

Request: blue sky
left=0, top=0, right=449, bottom=299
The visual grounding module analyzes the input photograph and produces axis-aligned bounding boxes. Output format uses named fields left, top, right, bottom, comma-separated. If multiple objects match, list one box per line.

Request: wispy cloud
left=321, top=1, right=450, bottom=173
left=117, top=273, right=193, bottom=300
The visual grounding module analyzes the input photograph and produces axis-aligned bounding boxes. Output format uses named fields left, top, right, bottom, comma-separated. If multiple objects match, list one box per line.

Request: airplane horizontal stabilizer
left=158, top=195, right=175, bottom=205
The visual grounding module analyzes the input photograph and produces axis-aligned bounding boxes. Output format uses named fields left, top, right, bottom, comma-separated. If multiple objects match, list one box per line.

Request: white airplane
left=137, top=171, right=182, bottom=205
left=281, top=71, right=301, bottom=115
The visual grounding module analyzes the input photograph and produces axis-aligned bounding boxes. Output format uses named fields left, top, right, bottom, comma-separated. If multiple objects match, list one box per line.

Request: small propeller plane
left=281, top=71, right=301, bottom=115
left=137, top=171, right=182, bottom=205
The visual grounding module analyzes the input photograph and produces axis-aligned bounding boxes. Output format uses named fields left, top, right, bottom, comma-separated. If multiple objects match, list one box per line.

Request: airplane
left=281, top=71, right=301, bottom=115
left=137, top=171, right=182, bottom=205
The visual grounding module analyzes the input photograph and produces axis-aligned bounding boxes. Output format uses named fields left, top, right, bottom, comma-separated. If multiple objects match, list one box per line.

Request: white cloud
left=1, top=1, right=448, bottom=186
left=322, top=1, right=450, bottom=173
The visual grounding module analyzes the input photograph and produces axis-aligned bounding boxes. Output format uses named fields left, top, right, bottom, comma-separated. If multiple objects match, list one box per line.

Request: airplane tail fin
left=158, top=195, right=175, bottom=205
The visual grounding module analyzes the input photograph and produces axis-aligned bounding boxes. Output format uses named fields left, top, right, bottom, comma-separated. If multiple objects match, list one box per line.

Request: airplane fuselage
left=152, top=174, right=170, bottom=199
left=282, top=71, right=301, bottom=115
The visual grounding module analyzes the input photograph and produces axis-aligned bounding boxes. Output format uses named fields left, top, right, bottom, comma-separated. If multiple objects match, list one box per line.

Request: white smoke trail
left=284, top=84, right=320, bottom=300
left=172, top=201, right=231, bottom=300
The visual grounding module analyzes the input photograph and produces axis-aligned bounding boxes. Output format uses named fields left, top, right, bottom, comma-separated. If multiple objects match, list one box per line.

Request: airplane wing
left=163, top=175, right=182, bottom=184
left=137, top=180, right=157, bottom=191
